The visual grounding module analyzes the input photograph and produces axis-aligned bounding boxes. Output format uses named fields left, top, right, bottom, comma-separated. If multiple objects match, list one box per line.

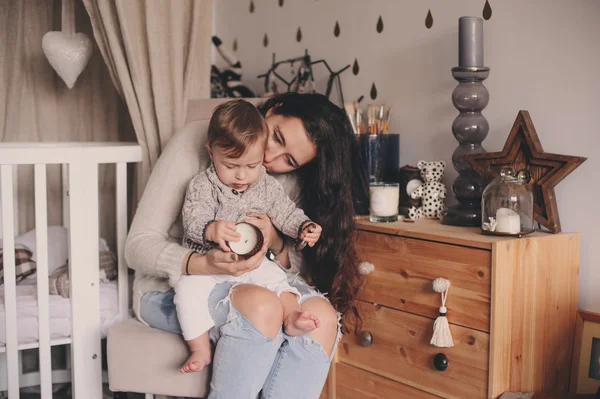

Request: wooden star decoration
left=464, top=110, right=586, bottom=233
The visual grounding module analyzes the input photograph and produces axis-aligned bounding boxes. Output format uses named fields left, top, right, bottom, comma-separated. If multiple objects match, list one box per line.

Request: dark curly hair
left=258, top=92, right=368, bottom=332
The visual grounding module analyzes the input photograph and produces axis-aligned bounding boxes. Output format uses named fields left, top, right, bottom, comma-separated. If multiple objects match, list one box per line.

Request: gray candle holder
left=441, top=66, right=490, bottom=227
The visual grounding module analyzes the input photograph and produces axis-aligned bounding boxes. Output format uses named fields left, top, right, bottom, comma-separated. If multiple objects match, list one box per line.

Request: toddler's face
left=210, top=141, right=264, bottom=192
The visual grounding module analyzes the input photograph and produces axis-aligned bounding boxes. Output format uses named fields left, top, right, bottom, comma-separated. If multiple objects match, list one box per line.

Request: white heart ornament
left=42, top=32, right=93, bottom=89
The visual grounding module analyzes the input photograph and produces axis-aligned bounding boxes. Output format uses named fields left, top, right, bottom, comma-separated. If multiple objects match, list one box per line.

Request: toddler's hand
left=206, top=221, right=241, bottom=252
left=299, top=222, right=322, bottom=247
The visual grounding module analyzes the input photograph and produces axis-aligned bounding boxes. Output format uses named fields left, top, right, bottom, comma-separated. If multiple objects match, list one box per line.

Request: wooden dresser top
left=355, top=216, right=576, bottom=250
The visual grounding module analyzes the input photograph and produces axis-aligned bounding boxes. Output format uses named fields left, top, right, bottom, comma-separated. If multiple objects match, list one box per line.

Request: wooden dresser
left=321, top=218, right=580, bottom=399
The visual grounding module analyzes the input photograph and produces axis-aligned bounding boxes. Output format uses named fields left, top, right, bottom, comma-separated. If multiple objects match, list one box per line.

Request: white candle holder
left=369, top=183, right=399, bottom=223
left=481, top=168, right=535, bottom=237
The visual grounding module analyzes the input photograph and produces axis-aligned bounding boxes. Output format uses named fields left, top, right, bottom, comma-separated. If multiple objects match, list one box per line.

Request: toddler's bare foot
left=181, top=333, right=212, bottom=373
left=181, top=349, right=211, bottom=373
left=284, top=310, right=320, bottom=336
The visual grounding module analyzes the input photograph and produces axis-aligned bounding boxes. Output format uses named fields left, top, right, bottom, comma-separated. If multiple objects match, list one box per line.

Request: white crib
left=0, top=143, right=142, bottom=399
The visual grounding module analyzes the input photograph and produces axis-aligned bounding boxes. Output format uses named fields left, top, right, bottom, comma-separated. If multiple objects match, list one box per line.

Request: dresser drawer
left=339, top=301, right=489, bottom=399
left=336, top=362, right=441, bottom=398
left=357, top=230, right=491, bottom=332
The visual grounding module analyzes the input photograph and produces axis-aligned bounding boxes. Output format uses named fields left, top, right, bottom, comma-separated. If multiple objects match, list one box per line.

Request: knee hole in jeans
left=230, top=284, right=283, bottom=339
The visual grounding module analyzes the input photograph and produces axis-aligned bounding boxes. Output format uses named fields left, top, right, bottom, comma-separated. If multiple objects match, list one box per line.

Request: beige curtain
left=0, top=0, right=122, bottom=248
left=81, top=0, right=213, bottom=200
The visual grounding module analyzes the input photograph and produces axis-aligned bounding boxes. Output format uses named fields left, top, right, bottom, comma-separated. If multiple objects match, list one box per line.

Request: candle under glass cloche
left=481, top=168, right=534, bottom=237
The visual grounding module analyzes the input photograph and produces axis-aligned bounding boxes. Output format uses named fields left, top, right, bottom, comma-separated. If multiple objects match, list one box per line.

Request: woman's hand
left=244, top=213, right=280, bottom=250
left=205, top=246, right=267, bottom=277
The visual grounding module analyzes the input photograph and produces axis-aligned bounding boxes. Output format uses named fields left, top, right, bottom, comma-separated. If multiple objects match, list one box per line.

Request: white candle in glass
left=495, top=207, right=521, bottom=233
left=369, top=184, right=399, bottom=219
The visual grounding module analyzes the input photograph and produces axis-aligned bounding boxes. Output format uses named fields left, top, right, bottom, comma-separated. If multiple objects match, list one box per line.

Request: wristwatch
left=266, top=238, right=284, bottom=261
left=265, top=247, right=290, bottom=272
left=265, top=235, right=288, bottom=271
left=267, top=231, right=285, bottom=258
left=266, top=249, right=277, bottom=262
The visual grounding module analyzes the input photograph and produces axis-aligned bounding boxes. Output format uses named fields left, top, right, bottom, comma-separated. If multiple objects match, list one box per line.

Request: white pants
left=174, top=258, right=300, bottom=341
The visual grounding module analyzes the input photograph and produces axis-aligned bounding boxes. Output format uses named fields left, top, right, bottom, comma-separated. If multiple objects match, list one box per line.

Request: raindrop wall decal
left=370, top=83, right=378, bottom=100
left=263, top=33, right=269, bottom=47
left=249, top=0, right=255, bottom=13
left=334, top=21, right=341, bottom=37
left=296, top=27, right=302, bottom=42
left=352, top=59, right=359, bottom=75
left=482, top=0, right=492, bottom=20
left=233, top=38, right=238, bottom=52
left=425, top=10, right=433, bottom=29
left=279, top=0, right=284, bottom=6
left=376, top=16, right=384, bottom=33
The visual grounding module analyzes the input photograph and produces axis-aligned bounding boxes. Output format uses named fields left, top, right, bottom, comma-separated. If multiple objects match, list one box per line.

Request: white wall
left=214, top=0, right=600, bottom=312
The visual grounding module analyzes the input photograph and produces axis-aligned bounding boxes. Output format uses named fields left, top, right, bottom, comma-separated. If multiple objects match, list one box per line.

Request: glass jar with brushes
left=347, top=101, right=400, bottom=212
left=481, top=167, right=535, bottom=237
left=366, top=103, right=392, bottom=134
left=344, top=101, right=392, bottom=135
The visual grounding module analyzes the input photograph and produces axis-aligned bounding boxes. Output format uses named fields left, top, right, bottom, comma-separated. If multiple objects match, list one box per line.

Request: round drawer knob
left=359, top=331, right=373, bottom=347
left=433, top=353, right=448, bottom=371
left=358, top=261, right=375, bottom=275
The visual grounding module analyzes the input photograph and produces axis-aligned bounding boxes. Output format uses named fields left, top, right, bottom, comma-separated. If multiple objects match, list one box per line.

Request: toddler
left=176, top=99, right=322, bottom=373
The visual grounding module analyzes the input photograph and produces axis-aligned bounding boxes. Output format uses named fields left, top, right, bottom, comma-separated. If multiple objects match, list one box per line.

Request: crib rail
left=0, top=142, right=142, bottom=399
left=0, top=142, right=141, bottom=165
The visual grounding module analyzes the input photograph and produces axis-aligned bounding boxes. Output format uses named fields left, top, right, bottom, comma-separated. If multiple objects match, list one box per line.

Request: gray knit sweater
left=124, top=121, right=304, bottom=325
left=182, top=164, right=310, bottom=253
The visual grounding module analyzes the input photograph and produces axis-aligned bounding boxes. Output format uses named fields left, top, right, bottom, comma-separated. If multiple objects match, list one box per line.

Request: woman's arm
left=125, top=122, right=224, bottom=285
left=186, top=247, right=267, bottom=277
left=125, top=121, right=267, bottom=284
left=274, top=237, right=291, bottom=268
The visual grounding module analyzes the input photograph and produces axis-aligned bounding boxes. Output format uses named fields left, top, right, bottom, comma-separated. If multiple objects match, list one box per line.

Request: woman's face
left=263, top=112, right=317, bottom=173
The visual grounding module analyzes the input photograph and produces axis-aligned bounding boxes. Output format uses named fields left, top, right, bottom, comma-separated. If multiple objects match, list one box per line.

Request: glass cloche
left=481, top=167, right=534, bottom=236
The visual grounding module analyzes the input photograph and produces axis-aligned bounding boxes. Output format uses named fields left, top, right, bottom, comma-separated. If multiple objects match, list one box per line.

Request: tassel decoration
left=430, top=277, right=454, bottom=348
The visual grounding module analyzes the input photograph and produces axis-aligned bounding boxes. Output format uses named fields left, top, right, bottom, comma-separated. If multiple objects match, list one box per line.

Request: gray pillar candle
left=458, top=17, right=484, bottom=67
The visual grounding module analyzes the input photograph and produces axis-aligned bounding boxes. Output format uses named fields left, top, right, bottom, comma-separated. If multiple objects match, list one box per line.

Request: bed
left=0, top=280, right=119, bottom=346
left=0, top=143, right=142, bottom=399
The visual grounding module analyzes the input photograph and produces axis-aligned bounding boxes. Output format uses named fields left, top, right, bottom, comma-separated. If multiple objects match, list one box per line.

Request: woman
left=125, top=92, right=367, bottom=398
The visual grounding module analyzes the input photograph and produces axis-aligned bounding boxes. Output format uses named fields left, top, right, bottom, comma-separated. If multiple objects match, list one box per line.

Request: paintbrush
left=384, top=106, right=392, bottom=134
left=353, top=101, right=365, bottom=134
left=344, top=102, right=358, bottom=134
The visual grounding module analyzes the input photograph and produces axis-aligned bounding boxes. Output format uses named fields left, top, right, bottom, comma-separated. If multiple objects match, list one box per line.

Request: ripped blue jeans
left=140, top=276, right=342, bottom=399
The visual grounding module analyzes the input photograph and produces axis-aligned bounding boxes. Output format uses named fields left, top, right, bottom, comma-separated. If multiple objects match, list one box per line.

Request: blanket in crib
left=49, top=251, right=117, bottom=298
left=0, top=246, right=37, bottom=285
